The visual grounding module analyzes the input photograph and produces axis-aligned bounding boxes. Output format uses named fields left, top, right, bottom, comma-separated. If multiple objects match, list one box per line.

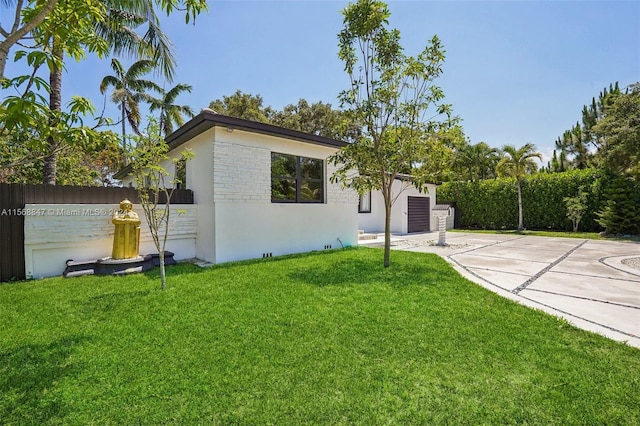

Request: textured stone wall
left=326, top=162, right=358, bottom=206
left=24, top=203, right=197, bottom=278
left=212, top=140, right=357, bottom=206
left=212, top=141, right=271, bottom=203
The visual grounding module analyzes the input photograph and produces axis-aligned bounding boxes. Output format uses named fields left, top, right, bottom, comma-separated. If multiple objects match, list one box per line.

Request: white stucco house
left=115, top=110, right=359, bottom=265
left=357, top=177, right=437, bottom=234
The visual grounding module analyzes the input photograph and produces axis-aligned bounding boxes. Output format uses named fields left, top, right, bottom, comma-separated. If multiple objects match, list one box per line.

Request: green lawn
left=451, top=228, right=640, bottom=241
left=1, top=248, right=638, bottom=424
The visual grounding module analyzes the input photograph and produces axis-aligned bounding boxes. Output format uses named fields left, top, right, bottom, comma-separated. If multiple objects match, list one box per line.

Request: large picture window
left=271, top=153, right=324, bottom=203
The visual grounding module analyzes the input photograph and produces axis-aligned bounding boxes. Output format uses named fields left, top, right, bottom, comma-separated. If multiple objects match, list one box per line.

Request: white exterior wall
left=210, top=127, right=358, bottom=263
left=358, top=181, right=437, bottom=234
left=166, top=130, right=216, bottom=263
left=24, top=204, right=197, bottom=279
left=122, top=129, right=216, bottom=264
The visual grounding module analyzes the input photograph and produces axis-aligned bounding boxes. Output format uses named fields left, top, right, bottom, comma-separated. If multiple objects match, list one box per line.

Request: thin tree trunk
left=43, top=43, right=63, bottom=185
left=517, top=179, right=524, bottom=231
left=121, top=103, right=127, bottom=164
left=159, top=250, right=166, bottom=290
left=383, top=183, right=391, bottom=268
left=0, top=47, right=10, bottom=82
left=159, top=202, right=170, bottom=289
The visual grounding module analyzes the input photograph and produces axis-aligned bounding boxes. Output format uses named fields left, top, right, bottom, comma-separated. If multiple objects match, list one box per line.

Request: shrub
left=596, top=177, right=640, bottom=235
left=437, top=170, right=631, bottom=232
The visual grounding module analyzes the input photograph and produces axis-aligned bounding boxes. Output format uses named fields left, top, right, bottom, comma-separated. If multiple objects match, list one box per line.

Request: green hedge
left=437, top=170, right=640, bottom=233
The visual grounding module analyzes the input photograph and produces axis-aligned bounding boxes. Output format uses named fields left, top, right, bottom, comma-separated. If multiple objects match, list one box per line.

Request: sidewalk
left=360, top=232, right=640, bottom=348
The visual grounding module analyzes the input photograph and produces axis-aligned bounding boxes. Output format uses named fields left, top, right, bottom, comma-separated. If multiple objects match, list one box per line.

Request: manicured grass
left=451, top=228, right=640, bottom=241
left=1, top=248, right=639, bottom=424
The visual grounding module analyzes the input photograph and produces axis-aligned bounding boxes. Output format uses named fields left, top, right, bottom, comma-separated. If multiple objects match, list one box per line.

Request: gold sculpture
left=111, top=199, right=141, bottom=260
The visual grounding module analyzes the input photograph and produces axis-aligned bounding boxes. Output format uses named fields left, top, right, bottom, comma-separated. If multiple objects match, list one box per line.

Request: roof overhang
left=114, top=111, right=347, bottom=180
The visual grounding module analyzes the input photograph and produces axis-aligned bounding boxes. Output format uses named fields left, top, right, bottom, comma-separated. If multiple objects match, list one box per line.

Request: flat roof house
left=116, top=110, right=359, bottom=265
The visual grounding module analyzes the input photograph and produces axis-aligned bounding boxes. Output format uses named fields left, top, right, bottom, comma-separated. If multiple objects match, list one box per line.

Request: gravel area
left=621, top=257, right=640, bottom=270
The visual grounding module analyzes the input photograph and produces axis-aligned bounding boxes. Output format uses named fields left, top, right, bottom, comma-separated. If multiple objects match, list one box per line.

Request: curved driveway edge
left=360, top=232, right=640, bottom=349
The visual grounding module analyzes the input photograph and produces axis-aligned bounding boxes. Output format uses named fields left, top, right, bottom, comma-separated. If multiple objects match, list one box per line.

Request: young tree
left=564, top=186, right=588, bottom=232
left=130, top=120, right=193, bottom=289
left=330, top=0, right=455, bottom=267
left=496, top=143, right=542, bottom=231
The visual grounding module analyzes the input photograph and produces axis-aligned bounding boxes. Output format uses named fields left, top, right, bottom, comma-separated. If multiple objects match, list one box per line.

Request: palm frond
left=125, top=59, right=156, bottom=79
left=95, top=22, right=143, bottom=60
left=105, top=0, right=159, bottom=26
left=140, top=21, right=176, bottom=81
left=109, top=58, right=126, bottom=78
left=164, top=83, right=193, bottom=104
left=99, top=75, right=121, bottom=94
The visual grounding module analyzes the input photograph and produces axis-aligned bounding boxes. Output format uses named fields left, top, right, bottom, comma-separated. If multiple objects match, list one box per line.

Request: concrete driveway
left=360, top=232, right=640, bottom=349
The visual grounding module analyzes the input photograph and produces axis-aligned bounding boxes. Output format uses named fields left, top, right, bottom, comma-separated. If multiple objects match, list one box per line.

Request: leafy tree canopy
left=552, top=81, right=640, bottom=177
left=208, top=90, right=273, bottom=123
left=592, top=83, right=640, bottom=179
left=0, top=0, right=207, bottom=185
left=330, top=0, right=457, bottom=267
left=208, top=90, right=361, bottom=142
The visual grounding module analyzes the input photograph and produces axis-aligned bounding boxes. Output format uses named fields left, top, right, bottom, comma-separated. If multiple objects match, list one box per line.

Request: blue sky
left=4, top=0, right=640, bottom=164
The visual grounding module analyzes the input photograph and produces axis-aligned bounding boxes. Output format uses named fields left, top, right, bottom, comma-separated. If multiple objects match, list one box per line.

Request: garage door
left=407, top=196, right=430, bottom=233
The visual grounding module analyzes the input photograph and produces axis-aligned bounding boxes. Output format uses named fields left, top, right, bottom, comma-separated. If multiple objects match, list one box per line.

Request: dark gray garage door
left=407, top=196, right=430, bottom=233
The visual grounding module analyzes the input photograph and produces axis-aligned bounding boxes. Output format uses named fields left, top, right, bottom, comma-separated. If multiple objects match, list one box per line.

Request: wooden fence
left=0, top=184, right=193, bottom=282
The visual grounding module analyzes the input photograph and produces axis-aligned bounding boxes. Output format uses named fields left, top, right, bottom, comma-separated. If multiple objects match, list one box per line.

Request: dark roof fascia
left=113, top=164, right=132, bottom=180
left=166, top=110, right=348, bottom=151
left=114, top=111, right=348, bottom=180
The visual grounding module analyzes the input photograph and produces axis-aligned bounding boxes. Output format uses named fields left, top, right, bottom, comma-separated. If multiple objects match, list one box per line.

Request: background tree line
left=207, top=90, right=362, bottom=142
left=206, top=79, right=639, bottom=236
left=440, top=81, right=640, bottom=235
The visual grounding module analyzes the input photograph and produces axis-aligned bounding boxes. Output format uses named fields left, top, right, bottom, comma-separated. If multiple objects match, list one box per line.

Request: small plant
left=564, top=186, right=588, bottom=232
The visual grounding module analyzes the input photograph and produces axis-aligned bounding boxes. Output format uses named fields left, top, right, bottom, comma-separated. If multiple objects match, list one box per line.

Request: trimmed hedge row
left=437, top=170, right=640, bottom=232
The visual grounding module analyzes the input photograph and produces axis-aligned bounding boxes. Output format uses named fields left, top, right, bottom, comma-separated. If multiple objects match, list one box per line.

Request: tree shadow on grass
left=0, top=335, right=89, bottom=424
left=289, top=256, right=447, bottom=288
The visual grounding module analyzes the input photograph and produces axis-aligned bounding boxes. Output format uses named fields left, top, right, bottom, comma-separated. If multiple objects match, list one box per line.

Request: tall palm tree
left=496, top=143, right=542, bottom=231
left=100, top=58, right=160, bottom=160
left=143, top=83, right=195, bottom=136
left=38, top=0, right=176, bottom=183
